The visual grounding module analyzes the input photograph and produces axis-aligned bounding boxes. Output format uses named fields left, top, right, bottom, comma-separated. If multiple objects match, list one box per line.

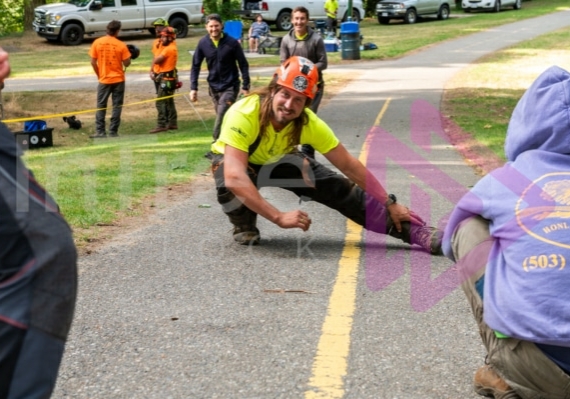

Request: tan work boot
left=233, top=226, right=260, bottom=246
left=474, top=365, right=522, bottom=399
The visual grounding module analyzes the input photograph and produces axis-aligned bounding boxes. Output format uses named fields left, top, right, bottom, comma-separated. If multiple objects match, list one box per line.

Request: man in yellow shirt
left=324, top=0, right=339, bottom=36
left=150, top=27, right=178, bottom=133
left=88, top=20, right=131, bottom=138
left=208, top=56, right=443, bottom=254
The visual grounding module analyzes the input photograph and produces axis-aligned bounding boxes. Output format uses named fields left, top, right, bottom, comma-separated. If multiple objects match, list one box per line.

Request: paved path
left=40, top=10, right=570, bottom=399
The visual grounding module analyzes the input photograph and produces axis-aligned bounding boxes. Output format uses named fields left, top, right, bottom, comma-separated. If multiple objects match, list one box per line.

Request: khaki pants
left=451, top=216, right=570, bottom=399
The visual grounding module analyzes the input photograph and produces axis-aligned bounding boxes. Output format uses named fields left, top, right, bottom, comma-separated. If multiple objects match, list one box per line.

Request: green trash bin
left=340, top=21, right=360, bottom=60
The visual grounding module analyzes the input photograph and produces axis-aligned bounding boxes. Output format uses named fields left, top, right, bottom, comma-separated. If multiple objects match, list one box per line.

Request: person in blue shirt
left=443, top=66, right=570, bottom=399
left=190, top=14, right=250, bottom=141
left=248, top=14, right=270, bottom=53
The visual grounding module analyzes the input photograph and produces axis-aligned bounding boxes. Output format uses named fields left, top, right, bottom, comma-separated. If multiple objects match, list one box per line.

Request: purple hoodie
left=443, top=66, right=570, bottom=347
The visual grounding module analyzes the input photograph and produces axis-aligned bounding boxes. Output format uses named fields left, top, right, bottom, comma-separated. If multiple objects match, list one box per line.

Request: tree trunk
left=24, top=0, right=45, bottom=31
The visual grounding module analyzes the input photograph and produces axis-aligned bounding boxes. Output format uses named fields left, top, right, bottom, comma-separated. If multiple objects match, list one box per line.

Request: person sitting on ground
left=443, top=65, right=570, bottom=399
left=248, top=14, right=270, bottom=53
left=207, top=55, right=443, bottom=254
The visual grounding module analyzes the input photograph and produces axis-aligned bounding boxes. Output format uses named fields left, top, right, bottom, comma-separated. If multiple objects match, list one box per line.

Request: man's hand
left=387, top=203, right=425, bottom=232
left=240, top=88, right=250, bottom=97
left=275, top=210, right=312, bottom=231
left=190, top=90, right=198, bottom=102
left=149, top=71, right=156, bottom=81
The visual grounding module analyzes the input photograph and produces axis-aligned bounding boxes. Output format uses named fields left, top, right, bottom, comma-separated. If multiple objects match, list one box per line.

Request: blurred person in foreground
left=0, top=47, right=78, bottom=399
left=443, top=65, right=570, bottom=399
left=207, top=55, right=442, bottom=254
left=89, top=20, right=131, bottom=138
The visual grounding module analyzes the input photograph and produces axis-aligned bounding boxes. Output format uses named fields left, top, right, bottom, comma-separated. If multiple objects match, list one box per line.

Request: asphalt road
left=23, top=10, right=570, bottom=399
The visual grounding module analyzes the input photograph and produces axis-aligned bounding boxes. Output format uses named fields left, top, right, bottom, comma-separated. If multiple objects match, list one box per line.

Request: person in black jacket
left=190, top=14, right=250, bottom=140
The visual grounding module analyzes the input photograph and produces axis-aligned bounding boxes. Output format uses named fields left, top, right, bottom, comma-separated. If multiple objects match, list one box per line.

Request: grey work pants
left=451, top=216, right=570, bottom=399
left=211, top=152, right=391, bottom=234
left=301, top=81, right=325, bottom=157
left=95, top=81, right=125, bottom=135
left=155, top=86, right=177, bottom=128
left=209, top=85, right=239, bottom=141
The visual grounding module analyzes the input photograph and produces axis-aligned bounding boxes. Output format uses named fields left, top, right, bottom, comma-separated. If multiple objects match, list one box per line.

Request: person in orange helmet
left=149, top=26, right=179, bottom=133
left=207, top=55, right=443, bottom=253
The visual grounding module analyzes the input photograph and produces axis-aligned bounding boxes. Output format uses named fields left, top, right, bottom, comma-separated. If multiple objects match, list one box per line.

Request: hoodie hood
left=505, top=66, right=570, bottom=162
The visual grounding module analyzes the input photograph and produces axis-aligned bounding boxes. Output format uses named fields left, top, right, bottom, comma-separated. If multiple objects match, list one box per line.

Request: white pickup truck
left=32, top=0, right=203, bottom=46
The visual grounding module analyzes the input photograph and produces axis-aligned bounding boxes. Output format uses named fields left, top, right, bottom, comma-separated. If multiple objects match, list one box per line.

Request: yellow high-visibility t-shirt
left=211, top=94, right=339, bottom=165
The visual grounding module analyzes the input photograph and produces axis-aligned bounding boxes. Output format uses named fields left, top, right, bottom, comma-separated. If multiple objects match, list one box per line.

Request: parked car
left=32, top=0, right=203, bottom=46
left=237, top=0, right=365, bottom=31
left=376, top=0, right=450, bottom=25
left=461, top=0, right=521, bottom=12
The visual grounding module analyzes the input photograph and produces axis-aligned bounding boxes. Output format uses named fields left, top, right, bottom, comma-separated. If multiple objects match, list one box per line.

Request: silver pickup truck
left=376, top=0, right=450, bottom=24
left=33, top=0, right=203, bottom=45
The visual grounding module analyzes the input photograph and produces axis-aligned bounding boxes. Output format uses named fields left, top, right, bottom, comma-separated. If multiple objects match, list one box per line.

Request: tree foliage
left=0, top=0, right=25, bottom=35
left=202, top=0, right=242, bottom=22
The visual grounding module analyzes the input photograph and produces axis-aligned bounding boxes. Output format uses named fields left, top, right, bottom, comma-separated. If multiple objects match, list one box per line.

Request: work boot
left=233, top=226, right=260, bottom=245
left=474, top=365, right=522, bottom=399
left=149, top=126, right=168, bottom=134
left=388, top=222, right=443, bottom=255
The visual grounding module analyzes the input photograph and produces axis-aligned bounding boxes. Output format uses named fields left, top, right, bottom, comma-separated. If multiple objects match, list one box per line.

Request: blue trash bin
left=340, top=21, right=360, bottom=60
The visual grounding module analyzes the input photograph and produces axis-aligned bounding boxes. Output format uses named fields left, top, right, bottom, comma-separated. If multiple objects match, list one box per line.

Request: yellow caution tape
left=1, top=92, right=186, bottom=124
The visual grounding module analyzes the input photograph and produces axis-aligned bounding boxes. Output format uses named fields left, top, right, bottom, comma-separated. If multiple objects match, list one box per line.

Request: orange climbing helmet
left=275, top=56, right=318, bottom=99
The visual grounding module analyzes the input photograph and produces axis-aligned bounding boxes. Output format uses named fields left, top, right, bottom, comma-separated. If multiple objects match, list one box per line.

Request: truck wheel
left=343, top=8, right=360, bottom=22
left=437, top=4, right=450, bottom=20
left=148, top=28, right=156, bottom=36
left=61, top=23, right=84, bottom=46
left=404, top=8, right=417, bottom=24
left=276, top=11, right=292, bottom=31
left=169, top=17, right=188, bottom=38
left=378, top=16, right=390, bottom=24
left=493, top=0, right=500, bottom=12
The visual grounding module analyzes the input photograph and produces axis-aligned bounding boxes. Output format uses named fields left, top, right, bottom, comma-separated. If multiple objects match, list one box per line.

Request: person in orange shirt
left=149, top=27, right=179, bottom=133
left=89, top=20, right=131, bottom=138
left=150, top=18, right=169, bottom=94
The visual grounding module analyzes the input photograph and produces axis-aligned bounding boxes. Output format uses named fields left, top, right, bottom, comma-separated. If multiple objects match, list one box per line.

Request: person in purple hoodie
left=443, top=66, right=570, bottom=399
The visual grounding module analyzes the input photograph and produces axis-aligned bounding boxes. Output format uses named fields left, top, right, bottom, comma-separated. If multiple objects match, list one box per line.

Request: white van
left=237, top=0, right=365, bottom=31
left=33, top=0, right=203, bottom=45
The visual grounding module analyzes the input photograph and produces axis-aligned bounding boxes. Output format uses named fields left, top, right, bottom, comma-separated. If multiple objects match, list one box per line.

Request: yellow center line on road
left=305, top=99, right=391, bottom=398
